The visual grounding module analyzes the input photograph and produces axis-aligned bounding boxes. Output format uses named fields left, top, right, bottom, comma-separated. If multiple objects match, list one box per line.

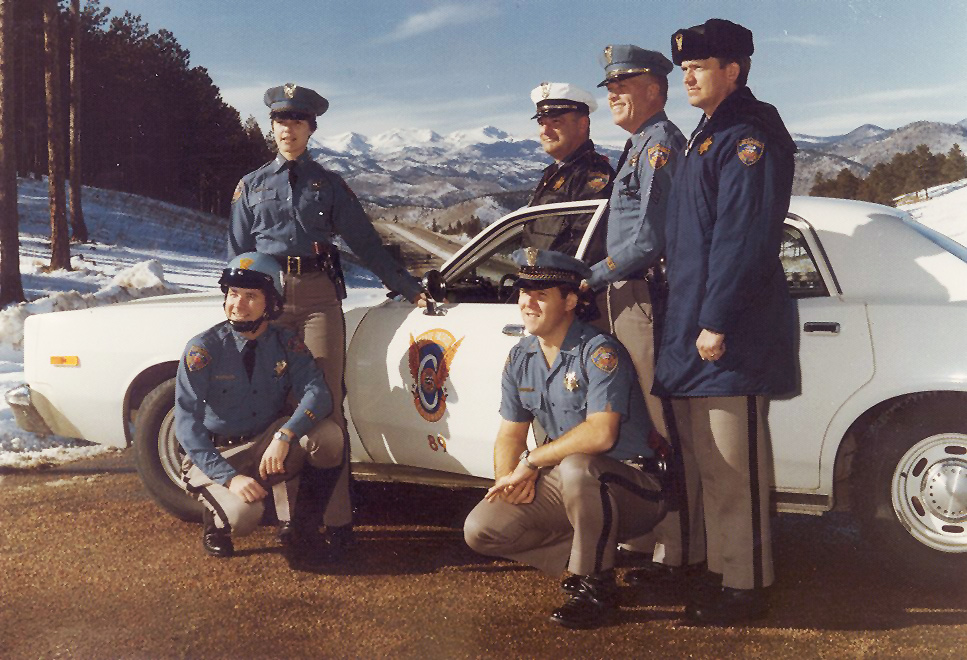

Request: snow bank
left=0, top=259, right=181, bottom=350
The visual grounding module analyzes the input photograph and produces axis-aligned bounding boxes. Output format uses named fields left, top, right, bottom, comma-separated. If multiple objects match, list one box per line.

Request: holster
left=314, top=242, right=348, bottom=300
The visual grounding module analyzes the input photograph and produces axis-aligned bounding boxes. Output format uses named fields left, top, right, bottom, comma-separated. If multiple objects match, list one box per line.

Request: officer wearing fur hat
left=582, top=45, right=707, bottom=593
left=176, top=252, right=343, bottom=561
left=464, top=248, right=667, bottom=630
left=523, top=83, right=615, bottom=253
left=655, top=19, right=798, bottom=624
left=228, top=84, right=427, bottom=562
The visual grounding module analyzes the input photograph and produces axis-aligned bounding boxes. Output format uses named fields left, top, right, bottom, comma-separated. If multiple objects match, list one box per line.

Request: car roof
left=788, top=196, right=967, bottom=303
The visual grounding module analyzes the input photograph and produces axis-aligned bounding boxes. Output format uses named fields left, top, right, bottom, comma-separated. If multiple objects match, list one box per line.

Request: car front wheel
left=857, top=393, right=967, bottom=580
left=132, top=378, right=202, bottom=522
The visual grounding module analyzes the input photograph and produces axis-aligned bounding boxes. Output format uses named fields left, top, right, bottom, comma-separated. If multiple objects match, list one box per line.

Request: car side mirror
left=421, top=269, right=447, bottom=316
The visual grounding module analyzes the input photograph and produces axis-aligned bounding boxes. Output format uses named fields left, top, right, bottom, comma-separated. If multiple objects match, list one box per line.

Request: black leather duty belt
left=211, top=434, right=254, bottom=448
left=276, top=255, right=324, bottom=275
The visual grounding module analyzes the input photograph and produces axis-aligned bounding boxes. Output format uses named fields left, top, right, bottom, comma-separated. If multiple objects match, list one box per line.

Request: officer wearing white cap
left=464, top=248, right=667, bottom=630
left=656, top=18, right=798, bottom=625
left=176, top=253, right=342, bottom=561
left=581, top=45, right=707, bottom=592
left=228, top=83, right=428, bottom=564
left=522, top=82, right=614, bottom=254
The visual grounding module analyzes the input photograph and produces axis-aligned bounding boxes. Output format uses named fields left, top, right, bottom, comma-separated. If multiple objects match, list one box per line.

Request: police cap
left=530, top=82, right=598, bottom=119
left=671, top=19, right=754, bottom=66
left=597, top=45, right=673, bottom=88
left=263, top=83, right=329, bottom=116
left=513, top=248, right=592, bottom=288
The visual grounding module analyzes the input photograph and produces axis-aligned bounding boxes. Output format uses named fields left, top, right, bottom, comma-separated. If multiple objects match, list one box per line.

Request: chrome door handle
left=803, top=321, right=840, bottom=334
left=502, top=324, right=524, bottom=337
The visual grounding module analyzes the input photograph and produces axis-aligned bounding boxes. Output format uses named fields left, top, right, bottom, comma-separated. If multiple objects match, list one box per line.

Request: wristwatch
left=519, top=449, right=538, bottom=470
left=273, top=430, right=291, bottom=443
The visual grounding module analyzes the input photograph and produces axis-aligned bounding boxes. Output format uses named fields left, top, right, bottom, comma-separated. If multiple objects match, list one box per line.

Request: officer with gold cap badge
left=228, top=83, right=428, bottom=565
left=655, top=19, right=798, bottom=625
left=523, top=83, right=615, bottom=254
left=581, top=45, right=707, bottom=593
left=464, top=248, right=667, bottom=630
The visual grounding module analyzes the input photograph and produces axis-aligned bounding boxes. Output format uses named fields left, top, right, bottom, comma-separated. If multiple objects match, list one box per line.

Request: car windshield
left=902, top=217, right=967, bottom=264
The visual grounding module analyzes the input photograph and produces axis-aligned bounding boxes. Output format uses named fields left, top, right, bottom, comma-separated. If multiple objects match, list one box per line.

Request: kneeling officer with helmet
left=176, top=252, right=342, bottom=560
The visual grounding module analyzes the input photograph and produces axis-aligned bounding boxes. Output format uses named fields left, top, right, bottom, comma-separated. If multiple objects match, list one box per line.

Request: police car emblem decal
left=698, top=137, right=713, bottom=155
left=591, top=345, right=619, bottom=373
left=737, top=137, right=765, bottom=166
left=186, top=346, right=210, bottom=372
left=648, top=144, right=670, bottom=169
left=564, top=371, right=579, bottom=392
left=408, top=329, right=464, bottom=423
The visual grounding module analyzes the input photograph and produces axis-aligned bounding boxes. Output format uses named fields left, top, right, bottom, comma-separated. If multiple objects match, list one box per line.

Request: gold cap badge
left=283, top=82, right=297, bottom=99
left=239, top=257, right=254, bottom=269
left=525, top=247, right=539, bottom=267
left=675, top=33, right=683, bottom=52
left=604, top=45, right=613, bottom=65
left=540, top=82, right=551, bottom=100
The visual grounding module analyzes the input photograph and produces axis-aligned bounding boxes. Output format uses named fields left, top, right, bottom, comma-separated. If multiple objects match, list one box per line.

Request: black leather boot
left=323, top=524, right=356, bottom=563
left=201, top=509, right=233, bottom=558
left=684, top=585, right=768, bottom=625
left=549, top=571, right=618, bottom=629
left=624, top=560, right=708, bottom=587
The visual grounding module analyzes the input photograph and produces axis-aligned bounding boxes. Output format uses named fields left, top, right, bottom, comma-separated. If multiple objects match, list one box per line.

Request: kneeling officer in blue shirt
left=464, top=248, right=668, bottom=630
left=176, top=252, right=342, bottom=561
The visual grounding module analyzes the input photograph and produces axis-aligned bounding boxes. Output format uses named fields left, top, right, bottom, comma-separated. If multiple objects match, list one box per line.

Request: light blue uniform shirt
left=500, top=319, right=653, bottom=462
left=175, top=322, right=332, bottom=485
left=228, top=152, right=421, bottom=300
left=586, top=111, right=684, bottom=290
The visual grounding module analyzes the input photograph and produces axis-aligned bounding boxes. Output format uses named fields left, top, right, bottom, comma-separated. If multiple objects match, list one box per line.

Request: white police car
left=8, top=198, right=967, bottom=581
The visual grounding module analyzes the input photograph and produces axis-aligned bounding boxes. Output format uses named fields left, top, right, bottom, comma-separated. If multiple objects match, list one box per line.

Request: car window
left=444, top=208, right=596, bottom=304
left=781, top=225, right=828, bottom=298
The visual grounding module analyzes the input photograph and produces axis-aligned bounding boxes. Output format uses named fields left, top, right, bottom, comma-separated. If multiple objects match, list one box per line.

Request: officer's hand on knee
left=259, top=433, right=292, bottom=479
left=228, top=475, right=268, bottom=503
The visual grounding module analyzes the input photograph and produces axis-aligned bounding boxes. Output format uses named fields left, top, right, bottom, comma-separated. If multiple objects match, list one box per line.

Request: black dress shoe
left=323, top=525, right=356, bottom=563
left=201, top=510, right=233, bottom=558
left=684, top=586, right=768, bottom=625
left=277, top=521, right=296, bottom=547
left=624, top=561, right=707, bottom=586
left=549, top=572, right=618, bottom=630
left=560, top=574, right=581, bottom=595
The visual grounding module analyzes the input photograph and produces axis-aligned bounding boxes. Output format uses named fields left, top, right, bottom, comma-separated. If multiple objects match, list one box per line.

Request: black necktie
left=242, top=340, right=257, bottom=381
left=286, top=160, right=298, bottom=188
left=614, top=138, right=633, bottom=174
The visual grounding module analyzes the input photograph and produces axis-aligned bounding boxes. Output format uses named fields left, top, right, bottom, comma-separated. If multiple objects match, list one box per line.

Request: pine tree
left=0, top=0, right=25, bottom=305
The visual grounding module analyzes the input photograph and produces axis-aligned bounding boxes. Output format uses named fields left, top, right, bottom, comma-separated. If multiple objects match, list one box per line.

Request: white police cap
left=530, top=82, right=598, bottom=119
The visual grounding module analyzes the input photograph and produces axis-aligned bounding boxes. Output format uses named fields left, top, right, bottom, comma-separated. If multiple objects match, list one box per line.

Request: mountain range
left=308, top=119, right=967, bottom=227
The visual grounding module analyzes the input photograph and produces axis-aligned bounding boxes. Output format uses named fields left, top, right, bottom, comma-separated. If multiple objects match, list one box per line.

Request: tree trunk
left=68, top=0, right=86, bottom=242
left=43, top=0, right=70, bottom=270
left=0, top=0, right=25, bottom=305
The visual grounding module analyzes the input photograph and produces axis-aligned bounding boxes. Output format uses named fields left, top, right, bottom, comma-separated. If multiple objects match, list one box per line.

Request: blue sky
left=102, top=0, right=967, bottom=145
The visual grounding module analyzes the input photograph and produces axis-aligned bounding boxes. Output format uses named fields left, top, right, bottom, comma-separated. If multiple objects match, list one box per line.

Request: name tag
left=518, top=387, right=534, bottom=392
left=214, top=374, right=235, bottom=381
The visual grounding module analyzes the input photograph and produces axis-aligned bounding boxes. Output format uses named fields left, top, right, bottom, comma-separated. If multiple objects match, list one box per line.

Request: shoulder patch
left=231, top=180, right=243, bottom=203
left=186, top=345, right=211, bottom=372
left=286, top=335, right=312, bottom=355
left=648, top=144, right=671, bottom=170
left=737, top=137, right=765, bottom=166
left=586, top=171, right=610, bottom=192
left=590, top=345, right=619, bottom=373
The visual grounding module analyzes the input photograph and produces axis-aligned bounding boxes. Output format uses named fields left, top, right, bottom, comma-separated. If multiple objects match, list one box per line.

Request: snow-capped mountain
left=308, top=120, right=966, bottom=208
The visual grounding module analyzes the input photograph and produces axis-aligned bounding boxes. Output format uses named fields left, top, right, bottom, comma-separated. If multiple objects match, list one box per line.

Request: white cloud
left=377, top=3, right=497, bottom=43
left=805, top=84, right=963, bottom=107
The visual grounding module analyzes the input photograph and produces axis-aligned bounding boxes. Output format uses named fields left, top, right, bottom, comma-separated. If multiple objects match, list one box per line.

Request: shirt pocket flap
left=250, top=188, right=279, bottom=204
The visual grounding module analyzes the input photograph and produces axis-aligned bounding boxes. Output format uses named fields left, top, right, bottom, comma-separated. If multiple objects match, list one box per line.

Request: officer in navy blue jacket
left=176, top=253, right=342, bottom=561
left=655, top=19, right=798, bottom=625
left=228, top=84, right=426, bottom=561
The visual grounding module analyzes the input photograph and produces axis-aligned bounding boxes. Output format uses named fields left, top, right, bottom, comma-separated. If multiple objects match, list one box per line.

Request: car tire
left=856, top=392, right=967, bottom=581
left=132, top=378, right=202, bottom=522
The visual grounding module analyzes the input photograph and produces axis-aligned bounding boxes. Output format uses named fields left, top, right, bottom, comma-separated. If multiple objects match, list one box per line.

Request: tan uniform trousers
left=184, top=417, right=343, bottom=537
left=592, top=280, right=705, bottom=567
left=671, top=395, right=774, bottom=590
left=464, top=454, right=666, bottom=577
left=276, top=271, right=352, bottom=528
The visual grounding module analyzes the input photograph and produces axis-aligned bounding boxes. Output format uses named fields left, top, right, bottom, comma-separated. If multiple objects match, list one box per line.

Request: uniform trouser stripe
left=747, top=395, right=763, bottom=589
left=199, top=489, right=232, bottom=533
left=594, top=472, right=665, bottom=572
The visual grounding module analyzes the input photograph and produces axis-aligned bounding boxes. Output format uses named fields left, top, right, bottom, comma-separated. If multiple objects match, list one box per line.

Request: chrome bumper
left=5, top=384, right=53, bottom=435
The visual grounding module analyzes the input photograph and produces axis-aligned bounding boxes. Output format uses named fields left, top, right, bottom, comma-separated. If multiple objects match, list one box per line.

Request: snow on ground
left=904, top=178, right=967, bottom=247
left=0, top=178, right=391, bottom=469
